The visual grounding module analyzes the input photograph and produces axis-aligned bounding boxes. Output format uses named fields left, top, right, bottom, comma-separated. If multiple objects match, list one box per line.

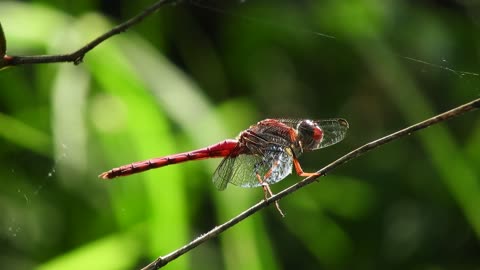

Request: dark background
left=0, top=0, right=479, bottom=269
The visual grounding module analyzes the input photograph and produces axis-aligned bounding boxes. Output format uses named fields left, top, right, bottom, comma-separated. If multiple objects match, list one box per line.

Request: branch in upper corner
left=0, top=0, right=179, bottom=69
left=0, top=22, right=6, bottom=57
left=141, top=98, right=480, bottom=270
left=0, top=22, right=8, bottom=70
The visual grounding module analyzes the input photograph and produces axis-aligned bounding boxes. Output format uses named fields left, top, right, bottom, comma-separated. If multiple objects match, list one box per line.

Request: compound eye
left=297, top=120, right=323, bottom=150
left=311, top=123, right=323, bottom=141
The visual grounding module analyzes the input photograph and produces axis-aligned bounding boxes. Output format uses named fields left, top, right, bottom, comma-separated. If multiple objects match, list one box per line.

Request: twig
left=0, top=0, right=178, bottom=68
left=141, top=98, right=480, bottom=270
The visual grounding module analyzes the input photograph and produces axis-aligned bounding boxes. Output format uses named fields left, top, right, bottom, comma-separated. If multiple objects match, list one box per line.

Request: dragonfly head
left=296, top=120, right=323, bottom=151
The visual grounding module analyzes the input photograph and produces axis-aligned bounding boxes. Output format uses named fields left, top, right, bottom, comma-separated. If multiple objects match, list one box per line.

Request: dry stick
left=0, top=0, right=178, bottom=67
left=141, top=98, right=480, bottom=270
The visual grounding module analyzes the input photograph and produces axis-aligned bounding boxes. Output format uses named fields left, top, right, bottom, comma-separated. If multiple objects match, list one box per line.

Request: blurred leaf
left=0, top=113, right=51, bottom=156
left=36, top=225, right=145, bottom=270
left=51, top=64, right=90, bottom=188
left=213, top=100, right=276, bottom=270
left=353, top=34, right=480, bottom=238
left=303, top=176, right=376, bottom=219
left=120, top=27, right=277, bottom=269
left=284, top=176, right=375, bottom=266
left=285, top=211, right=353, bottom=267
left=78, top=14, right=191, bottom=269
left=465, top=117, right=480, bottom=166
left=315, top=0, right=389, bottom=39
left=0, top=2, right=69, bottom=51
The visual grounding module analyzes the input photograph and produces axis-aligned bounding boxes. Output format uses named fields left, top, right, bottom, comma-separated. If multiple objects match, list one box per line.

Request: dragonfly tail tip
left=98, top=172, right=112, bottom=179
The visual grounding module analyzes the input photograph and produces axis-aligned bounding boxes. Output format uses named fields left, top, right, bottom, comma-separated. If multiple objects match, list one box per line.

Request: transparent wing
left=313, top=118, right=349, bottom=149
left=213, top=146, right=293, bottom=190
left=278, top=118, right=349, bottom=150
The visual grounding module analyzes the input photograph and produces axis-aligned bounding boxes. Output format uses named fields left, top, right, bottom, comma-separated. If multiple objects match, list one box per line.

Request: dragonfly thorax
left=296, top=120, right=324, bottom=152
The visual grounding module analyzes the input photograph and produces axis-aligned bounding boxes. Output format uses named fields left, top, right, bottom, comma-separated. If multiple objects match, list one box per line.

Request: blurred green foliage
left=0, top=0, right=479, bottom=269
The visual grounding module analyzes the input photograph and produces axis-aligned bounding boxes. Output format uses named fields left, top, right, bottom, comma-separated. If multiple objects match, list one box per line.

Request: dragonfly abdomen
left=99, top=139, right=238, bottom=179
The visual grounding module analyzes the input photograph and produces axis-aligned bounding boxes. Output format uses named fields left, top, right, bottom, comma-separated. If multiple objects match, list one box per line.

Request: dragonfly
left=99, top=118, right=349, bottom=215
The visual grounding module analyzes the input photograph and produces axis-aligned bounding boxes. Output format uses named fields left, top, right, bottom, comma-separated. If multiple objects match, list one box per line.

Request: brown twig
left=0, top=22, right=6, bottom=57
left=0, top=0, right=178, bottom=68
left=141, top=98, right=480, bottom=270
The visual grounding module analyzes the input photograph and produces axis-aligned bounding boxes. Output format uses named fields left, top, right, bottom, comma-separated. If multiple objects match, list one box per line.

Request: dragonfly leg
left=292, top=158, right=320, bottom=177
left=256, top=172, right=285, bottom=217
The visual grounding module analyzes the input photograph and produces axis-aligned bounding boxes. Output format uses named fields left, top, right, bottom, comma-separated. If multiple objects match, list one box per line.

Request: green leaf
left=37, top=225, right=145, bottom=270
left=0, top=113, right=51, bottom=156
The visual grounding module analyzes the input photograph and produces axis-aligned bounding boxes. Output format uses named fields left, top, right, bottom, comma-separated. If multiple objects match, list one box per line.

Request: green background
left=0, top=0, right=479, bottom=269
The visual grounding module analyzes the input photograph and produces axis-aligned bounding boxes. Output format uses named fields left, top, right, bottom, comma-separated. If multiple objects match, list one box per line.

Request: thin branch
left=141, top=98, right=480, bottom=270
left=0, top=22, right=6, bottom=57
left=0, top=0, right=178, bottom=68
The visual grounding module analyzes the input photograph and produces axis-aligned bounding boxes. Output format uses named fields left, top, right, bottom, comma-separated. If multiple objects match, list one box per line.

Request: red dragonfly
left=99, top=119, right=348, bottom=191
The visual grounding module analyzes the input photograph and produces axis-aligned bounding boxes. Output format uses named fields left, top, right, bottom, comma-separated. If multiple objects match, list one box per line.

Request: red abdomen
left=99, top=139, right=238, bottom=179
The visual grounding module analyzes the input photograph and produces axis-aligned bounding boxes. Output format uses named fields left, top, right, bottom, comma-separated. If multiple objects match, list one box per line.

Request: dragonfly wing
left=259, top=148, right=293, bottom=185
left=212, top=156, right=236, bottom=190
left=213, top=146, right=293, bottom=190
left=213, top=155, right=262, bottom=190
left=314, top=119, right=349, bottom=149
left=275, top=118, right=348, bottom=150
